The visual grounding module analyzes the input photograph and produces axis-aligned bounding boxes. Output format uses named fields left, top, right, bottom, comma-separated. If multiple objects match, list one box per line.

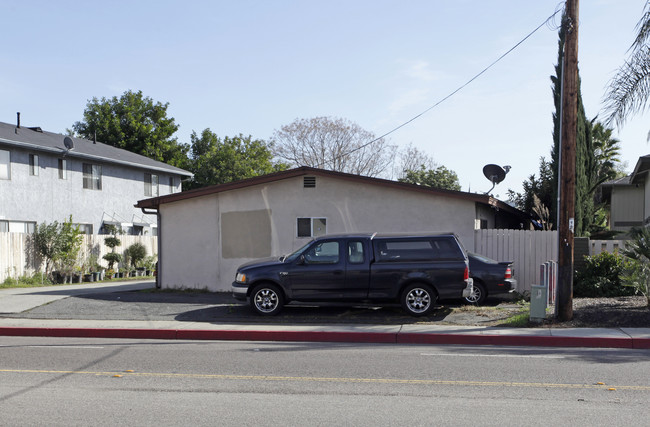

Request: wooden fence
left=474, top=229, right=558, bottom=294
left=0, top=232, right=157, bottom=282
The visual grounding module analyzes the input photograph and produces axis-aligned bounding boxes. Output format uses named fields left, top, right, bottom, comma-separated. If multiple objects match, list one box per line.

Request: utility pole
left=557, top=0, right=579, bottom=321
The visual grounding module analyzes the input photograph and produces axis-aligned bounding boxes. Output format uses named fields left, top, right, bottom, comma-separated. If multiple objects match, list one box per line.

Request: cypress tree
left=550, top=14, right=595, bottom=236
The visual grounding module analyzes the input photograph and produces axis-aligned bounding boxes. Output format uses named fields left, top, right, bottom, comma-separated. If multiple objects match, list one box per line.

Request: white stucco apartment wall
left=0, top=145, right=181, bottom=234
left=159, top=174, right=476, bottom=292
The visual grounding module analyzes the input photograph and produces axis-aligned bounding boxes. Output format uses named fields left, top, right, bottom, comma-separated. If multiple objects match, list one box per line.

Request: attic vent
left=303, top=176, right=316, bottom=188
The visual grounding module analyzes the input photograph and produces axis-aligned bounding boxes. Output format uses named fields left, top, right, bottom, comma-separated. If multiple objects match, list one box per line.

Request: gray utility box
left=530, top=285, right=548, bottom=321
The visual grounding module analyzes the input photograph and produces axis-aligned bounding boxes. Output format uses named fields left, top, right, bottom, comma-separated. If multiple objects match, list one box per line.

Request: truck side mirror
left=297, top=255, right=306, bottom=265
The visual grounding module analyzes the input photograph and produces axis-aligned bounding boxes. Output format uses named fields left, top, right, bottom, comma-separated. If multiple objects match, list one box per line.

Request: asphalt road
left=1, top=336, right=649, bottom=426
left=0, top=282, right=518, bottom=326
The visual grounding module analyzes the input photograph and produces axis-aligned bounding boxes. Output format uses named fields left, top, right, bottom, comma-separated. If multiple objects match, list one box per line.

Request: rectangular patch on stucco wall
left=221, top=210, right=272, bottom=258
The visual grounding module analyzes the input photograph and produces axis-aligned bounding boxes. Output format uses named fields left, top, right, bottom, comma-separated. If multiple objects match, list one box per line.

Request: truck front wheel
left=401, top=283, right=437, bottom=316
left=250, top=283, right=284, bottom=316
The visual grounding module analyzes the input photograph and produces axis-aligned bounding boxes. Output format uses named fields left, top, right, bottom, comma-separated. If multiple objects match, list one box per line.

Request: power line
left=318, top=5, right=564, bottom=170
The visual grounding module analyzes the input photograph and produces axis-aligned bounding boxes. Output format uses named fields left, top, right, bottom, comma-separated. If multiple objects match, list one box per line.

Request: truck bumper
left=461, top=278, right=473, bottom=298
left=231, top=282, right=249, bottom=301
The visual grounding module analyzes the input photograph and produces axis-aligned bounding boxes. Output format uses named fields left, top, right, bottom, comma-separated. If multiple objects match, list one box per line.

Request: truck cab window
left=304, top=241, right=339, bottom=264
left=348, top=241, right=364, bottom=264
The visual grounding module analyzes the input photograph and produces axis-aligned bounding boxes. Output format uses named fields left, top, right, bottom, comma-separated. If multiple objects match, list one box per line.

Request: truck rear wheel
left=250, top=283, right=284, bottom=316
left=401, top=283, right=437, bottom=316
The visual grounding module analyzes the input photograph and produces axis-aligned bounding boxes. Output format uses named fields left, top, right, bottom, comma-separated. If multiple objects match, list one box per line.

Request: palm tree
left=603, top=1, right=650, bottom=128
left=590, top=120, right=622, bottom=185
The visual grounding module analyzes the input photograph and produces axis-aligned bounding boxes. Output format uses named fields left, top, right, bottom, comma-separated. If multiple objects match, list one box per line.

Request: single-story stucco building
left=136, top=167, right=529, bottom=292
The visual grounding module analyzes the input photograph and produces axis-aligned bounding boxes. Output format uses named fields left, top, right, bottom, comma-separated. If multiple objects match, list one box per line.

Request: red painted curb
left=176, top=329, right=397, bottom=343
left=632, top=338, right=650, bottom=349
left=0, top=327, right=647, bottom=349
left=396, top=333, right=635, bottom=348
left=0, top=327, right=176, bottom=340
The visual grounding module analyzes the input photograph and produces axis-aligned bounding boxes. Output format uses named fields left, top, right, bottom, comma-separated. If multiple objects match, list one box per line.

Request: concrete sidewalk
left=1, top=281, right=649, bottom=349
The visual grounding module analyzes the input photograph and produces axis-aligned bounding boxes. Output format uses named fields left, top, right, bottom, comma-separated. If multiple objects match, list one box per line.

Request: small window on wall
left=1, top=149, right=11, bottom=179
left=83, top=163, right=102, bottom=190
left=0, top=220, right=8, bottom=232
left=74, top=224, right=93, bottom=235
left=29, top=154, right=39, bottom=176
left=58, top=159, right=67, bottom=179
left=297, top=217, right=327, bottom=238
left=145, top=173, right=159, bottom=197
left=169, top=176, right=175, bottom=193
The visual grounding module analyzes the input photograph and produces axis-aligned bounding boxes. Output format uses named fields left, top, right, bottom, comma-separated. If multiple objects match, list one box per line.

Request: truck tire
left=250, top=283, right=284, bottom=316
left=401, top=283, right=436, bottom=316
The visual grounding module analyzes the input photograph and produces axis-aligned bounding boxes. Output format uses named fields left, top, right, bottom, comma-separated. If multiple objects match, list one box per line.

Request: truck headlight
left=235, top=272, right=247, bottom=283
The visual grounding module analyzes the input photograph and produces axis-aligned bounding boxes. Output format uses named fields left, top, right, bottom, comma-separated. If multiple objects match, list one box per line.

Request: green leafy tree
left=72, top=90, right=188, bottom=167
left=125, top=242, right=147, bottom=268
left=32, top=217, right=83, bottom=280
left=32, top=222, right=61, bottom=278
left=603, top=1, right=650, bottom=128
left=185, top=129, right=288, bottom=190
left=591, top=120, right=623, bottom=185
left=398, top=165, right=461, bottom=191
left=507, top=157, right=554, bottom=217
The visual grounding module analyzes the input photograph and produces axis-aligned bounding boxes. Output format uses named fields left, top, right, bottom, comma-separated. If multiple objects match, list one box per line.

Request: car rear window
left=374, top=237, right=463, bottom=262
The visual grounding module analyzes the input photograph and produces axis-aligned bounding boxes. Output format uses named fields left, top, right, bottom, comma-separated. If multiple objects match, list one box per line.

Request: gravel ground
left=547, top=296, right=650, bottom=328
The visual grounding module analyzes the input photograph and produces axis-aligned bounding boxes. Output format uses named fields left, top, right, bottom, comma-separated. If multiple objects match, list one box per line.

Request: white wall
left=159, top=175, right=477, bottom=292
left=0, top=145, right=182, bottom=234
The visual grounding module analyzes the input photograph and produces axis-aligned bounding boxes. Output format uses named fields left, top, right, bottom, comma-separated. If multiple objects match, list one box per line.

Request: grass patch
left=0, top=273, right=52, bottom=288
left=1, top=273, right=155, bottom=289
left=499, top=311, right=531, bottom=327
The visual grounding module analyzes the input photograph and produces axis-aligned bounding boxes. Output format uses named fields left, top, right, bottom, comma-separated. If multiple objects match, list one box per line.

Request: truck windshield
left=282, top=241, right=313, bottom=263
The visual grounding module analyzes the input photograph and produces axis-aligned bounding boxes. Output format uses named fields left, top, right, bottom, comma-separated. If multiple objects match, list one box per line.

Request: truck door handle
left=333, top=270, right=343, bottom=275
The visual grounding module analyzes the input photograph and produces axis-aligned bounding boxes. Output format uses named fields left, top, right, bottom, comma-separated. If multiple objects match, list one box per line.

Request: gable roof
left=135, top=166, right=527, bottom=218
left=0, top=120, right=192, bottom=177
left=631, top=154, right=650, bottom=184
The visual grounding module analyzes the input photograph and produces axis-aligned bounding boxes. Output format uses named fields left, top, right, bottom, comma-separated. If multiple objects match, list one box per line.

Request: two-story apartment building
left=0, top=117, right=192, bottom=235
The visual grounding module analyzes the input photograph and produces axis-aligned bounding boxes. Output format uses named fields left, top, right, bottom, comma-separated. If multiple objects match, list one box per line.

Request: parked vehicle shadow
left=174, top=302, right=455, bottom=325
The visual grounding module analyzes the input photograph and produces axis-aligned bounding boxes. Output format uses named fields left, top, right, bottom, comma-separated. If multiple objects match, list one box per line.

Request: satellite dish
left=483, top=164, right=511, bottom=195
left=64, top=136, right=75, bottom=151
left=483, top=164, right=506, bottom=184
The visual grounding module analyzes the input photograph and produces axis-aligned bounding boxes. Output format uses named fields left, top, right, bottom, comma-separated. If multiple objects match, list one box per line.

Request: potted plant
left=102, top=227, right=122, bottom=279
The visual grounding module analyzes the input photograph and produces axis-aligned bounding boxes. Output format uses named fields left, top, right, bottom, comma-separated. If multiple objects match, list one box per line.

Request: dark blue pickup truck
left=232, top=233, right=473, bottom=316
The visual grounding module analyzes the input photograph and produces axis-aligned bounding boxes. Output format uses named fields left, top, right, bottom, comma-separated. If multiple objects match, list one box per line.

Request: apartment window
left=75, top=223, right=93, bottom=235
left=297, top=217, right=327, bottom=238
left=29, top=154, right=39, bottom=176
left=83, top=163, right=102, bottom=190
left=169, top=176, right=175, bottom=193
left=2, top=221, right=36, bottom=233
left=58, top=159, right=67, bottom=179
left=145, top=173, right=159, bottom=197
left=0, top=149, right=10, bottom=180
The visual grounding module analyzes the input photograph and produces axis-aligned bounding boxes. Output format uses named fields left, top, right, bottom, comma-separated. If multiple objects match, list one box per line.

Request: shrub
left=621, top=227, right=650, bottom=305
left=103, top=252, right=122, bottom=270
left=125, top=243, right=147, bottom=268
left=574, top=251, right=636, bottom=297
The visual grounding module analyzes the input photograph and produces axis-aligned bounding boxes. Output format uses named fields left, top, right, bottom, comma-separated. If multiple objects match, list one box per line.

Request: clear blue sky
left=2, top=0, right=648, bottom=197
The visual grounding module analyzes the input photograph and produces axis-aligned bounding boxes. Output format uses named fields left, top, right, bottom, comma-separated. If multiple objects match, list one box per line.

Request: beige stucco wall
left=611, top=184, right=645, bottom=231
left=159, top=175, right=477, bottom=292
left=160, top=196, right=220, bottom=289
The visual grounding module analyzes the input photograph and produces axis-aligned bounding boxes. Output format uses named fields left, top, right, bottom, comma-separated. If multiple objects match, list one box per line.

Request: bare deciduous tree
left=394, top=143, right=437, bottom=180
left=271, top=117, right=396, bottom=177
